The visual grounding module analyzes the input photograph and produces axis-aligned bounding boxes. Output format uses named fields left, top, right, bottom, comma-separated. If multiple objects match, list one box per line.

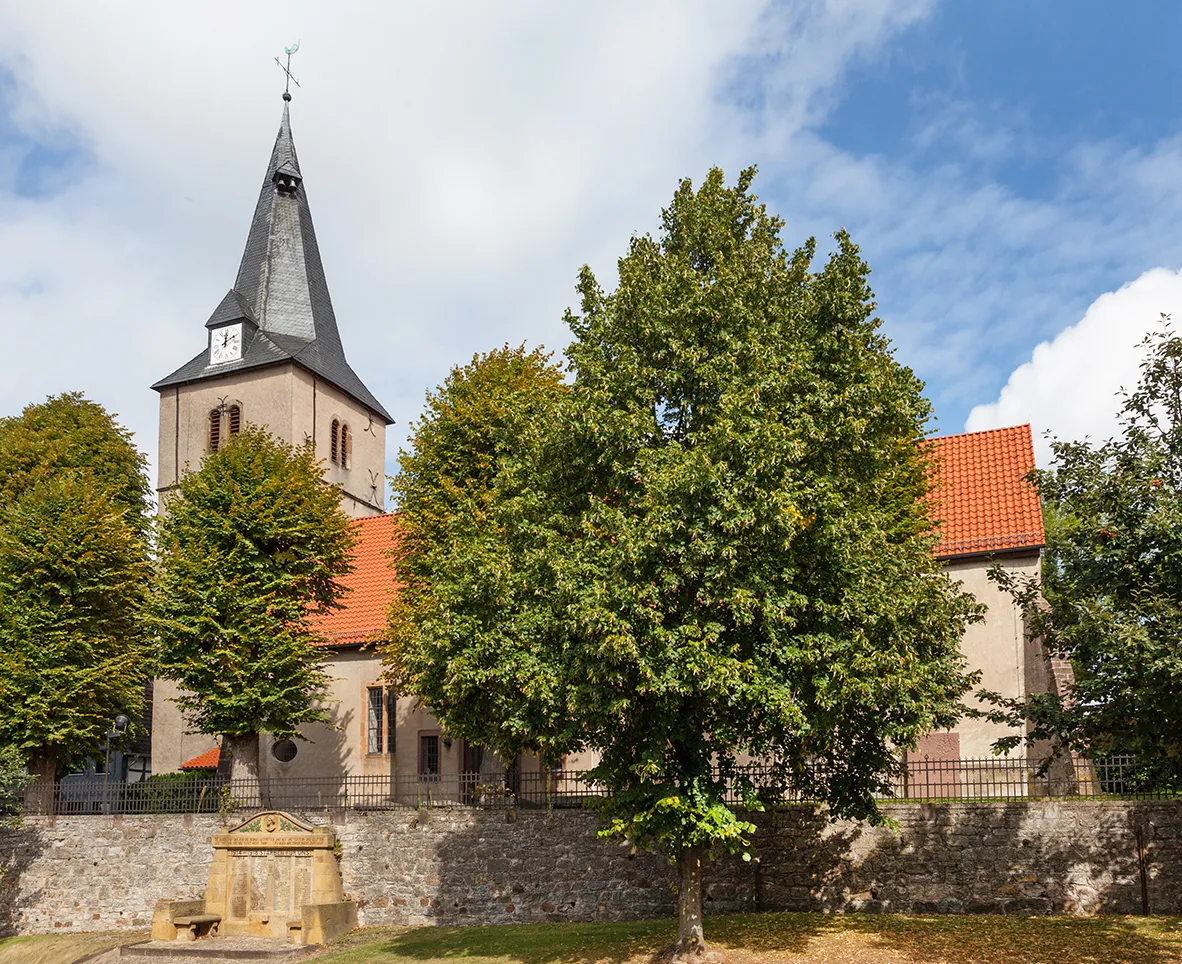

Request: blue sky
left=0, top=1, right=1179, bottom=485
left=827, top=4, right=1182, bottom=160
left=811, top=0, right=1182, bottom=403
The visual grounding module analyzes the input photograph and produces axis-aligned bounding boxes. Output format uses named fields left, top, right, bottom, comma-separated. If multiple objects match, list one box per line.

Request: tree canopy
left=386, top=168, right=981, bottom=961
left=386, top=344, right=571, bottom=760
left=0, top=392, right=151, bottom=538
left=148, top=426, right=356, bottom=784
left=0, top=394, right=151, bottom=781
left=986, top=320, right=1182, bottom=789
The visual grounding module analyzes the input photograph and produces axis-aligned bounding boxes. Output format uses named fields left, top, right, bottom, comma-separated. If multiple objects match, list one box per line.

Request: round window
left=271, top=739, right=298, bottom=763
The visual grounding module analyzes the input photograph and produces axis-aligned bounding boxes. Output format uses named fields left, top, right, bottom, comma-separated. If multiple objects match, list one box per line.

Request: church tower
left=152, top=96, right=390, bottom=517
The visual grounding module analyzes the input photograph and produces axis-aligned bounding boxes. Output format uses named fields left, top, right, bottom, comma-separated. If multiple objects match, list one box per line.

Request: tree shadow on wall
left=0, top=824, right=45, bottom=937
left=849, top=801, right=1158, bottom=915
left=785, top=799, right=1182, bottom=964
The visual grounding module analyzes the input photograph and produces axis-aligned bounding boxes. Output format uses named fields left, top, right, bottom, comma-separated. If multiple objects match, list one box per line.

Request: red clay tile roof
left=310, top=513, right=400, bottom=646
left=929, top=424, right=1044, bottom=558
left=179, top=747, right=219, bottom=771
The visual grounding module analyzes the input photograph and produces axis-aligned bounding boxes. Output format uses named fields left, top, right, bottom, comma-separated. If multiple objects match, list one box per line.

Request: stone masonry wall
left=2, top=801, right=1181, bottom=935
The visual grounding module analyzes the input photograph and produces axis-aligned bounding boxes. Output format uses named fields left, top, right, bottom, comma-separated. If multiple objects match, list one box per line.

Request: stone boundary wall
left=2, top=801, right=1180, bottom=935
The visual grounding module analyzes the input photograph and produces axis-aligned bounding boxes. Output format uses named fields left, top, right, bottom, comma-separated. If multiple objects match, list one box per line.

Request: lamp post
left=102, top=714, right=131, bottom=814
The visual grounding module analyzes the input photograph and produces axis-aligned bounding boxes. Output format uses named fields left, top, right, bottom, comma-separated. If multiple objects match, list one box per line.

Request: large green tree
left=0, top=393, right=151, bottom=784
left=985, top=320, right=1182, bottom=789
left=388, top=169, right=980, bottom=962
left=0, top=475, right=150, bottom=783
left=148, top=427, right=356, bottom=787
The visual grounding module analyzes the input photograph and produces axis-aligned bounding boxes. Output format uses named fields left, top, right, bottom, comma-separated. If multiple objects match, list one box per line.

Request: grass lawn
left=0, top=931, right=145, bottom=964
left=311, top=913, right=1182, bottom=964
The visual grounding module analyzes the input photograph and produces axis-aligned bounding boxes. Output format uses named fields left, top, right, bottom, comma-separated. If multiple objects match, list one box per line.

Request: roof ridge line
left=933, top=423, right=1032, bottom=442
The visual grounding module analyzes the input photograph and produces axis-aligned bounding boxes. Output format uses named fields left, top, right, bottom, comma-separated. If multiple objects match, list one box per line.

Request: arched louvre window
left=208, top=409, right=222, bottom=453
left=340, top=423, right=351, bottom=469
left=228, top=404, right=241, bottom=436
left=330, top=419, right=340, bottom=464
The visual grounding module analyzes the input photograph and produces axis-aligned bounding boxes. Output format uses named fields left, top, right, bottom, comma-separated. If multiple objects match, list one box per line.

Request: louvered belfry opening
left=341, top=423, right=351, bottom=469
left=208, top=409, right=222, bottom=453
left=228, top=404, right=242, bottom=436
left=331, top=418, right=340, bottom=464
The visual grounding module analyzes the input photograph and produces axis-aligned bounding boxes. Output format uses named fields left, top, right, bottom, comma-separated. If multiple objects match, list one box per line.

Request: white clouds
left=8, top=0, right=1182, bottom=504
left=0, top=0, right=933, bottom=488
left=966, top=267, right=1182, bottom=467
left=734, top=0, right=935, bottom=137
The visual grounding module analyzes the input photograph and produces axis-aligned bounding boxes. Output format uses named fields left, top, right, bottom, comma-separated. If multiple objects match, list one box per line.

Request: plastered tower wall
left=156, top=364, right=385, bottom=517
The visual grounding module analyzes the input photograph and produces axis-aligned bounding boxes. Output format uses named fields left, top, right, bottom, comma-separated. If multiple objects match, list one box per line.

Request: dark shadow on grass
left=801, top=913, right=1182, bottom=964
left=315, top=913, right=1182, bottom=963
left=345, top=920, right=672, bottom=964
left=328, top=915, right=825, bottom=964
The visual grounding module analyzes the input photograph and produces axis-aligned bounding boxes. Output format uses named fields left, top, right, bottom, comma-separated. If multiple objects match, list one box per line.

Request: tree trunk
left=220, top=734, right=261, bottom=809
left=656, top=845, right=728, bottom=963
left=24, top=750, right=57, bottom=816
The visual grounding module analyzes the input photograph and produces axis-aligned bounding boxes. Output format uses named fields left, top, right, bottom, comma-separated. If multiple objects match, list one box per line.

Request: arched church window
left=341, top=423, right=351, bottom=470
left=208, top=409, right=222, bottom=453
left=331, top=419, right=341, bottom=464
left=228, top=404, right=241, bottom=436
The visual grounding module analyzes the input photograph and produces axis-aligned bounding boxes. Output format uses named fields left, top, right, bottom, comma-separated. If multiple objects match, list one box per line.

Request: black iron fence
left=17, top=755, right=1169, bottom=817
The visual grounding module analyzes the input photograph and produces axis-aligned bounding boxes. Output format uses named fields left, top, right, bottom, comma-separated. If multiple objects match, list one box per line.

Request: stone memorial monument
left=151, top=811, right=357, bottom=946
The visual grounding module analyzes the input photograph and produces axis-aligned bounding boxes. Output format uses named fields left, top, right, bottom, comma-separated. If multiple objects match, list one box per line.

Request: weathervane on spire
left=275, top=42, right=301, bottom=101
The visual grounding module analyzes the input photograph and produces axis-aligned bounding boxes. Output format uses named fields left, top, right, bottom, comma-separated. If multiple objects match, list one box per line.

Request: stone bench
left=172, top=913, right=222, bottom=941
left=150, top=899, right=221, bottom=942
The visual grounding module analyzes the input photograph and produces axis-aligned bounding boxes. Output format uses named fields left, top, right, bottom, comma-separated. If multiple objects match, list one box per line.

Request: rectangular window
left=366, top=686, right=384, bottom=755
left=419, top=734, right=440, bottom=779
left=365, top=685, right=397, bottom=756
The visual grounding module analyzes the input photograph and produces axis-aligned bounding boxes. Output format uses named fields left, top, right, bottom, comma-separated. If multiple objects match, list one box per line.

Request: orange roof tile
left=310, top=513, right=400, bottom=646
left=929, top=424, right=1044, bottom=558
left=179, top=747, right=219, bottom=770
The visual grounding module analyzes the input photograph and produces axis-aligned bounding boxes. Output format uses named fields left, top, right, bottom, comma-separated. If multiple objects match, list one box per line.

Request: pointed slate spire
left=273, top=102, right=301, bottom=177
left=153, top=100, right=391, bottom=423
left=233, top=101, right=334, bottom=347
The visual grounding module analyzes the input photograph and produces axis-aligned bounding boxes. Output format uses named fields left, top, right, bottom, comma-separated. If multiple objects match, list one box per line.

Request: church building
left=151, top=97, right=390, bottom=520
left=149, top=96, right=1063, bottom=792
left=150, top=95, right=398, bottom=776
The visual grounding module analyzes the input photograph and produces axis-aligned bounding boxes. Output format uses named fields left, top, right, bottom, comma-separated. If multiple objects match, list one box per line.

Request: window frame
left=363, top=683, right=397, bottom=757
left=418, top=730, right=441, bottom=780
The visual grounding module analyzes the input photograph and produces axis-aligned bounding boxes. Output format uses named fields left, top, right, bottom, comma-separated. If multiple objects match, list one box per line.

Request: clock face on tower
left=210, top=324, right=243, bottom=365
